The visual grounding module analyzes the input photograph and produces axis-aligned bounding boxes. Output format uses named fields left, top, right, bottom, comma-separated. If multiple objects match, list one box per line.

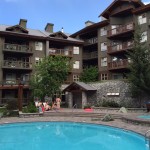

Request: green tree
left=30, top=55, right=70, bottom=100
left=128, top=25, right=150, bottom=105
left=80, top=66, right=98, bottom=83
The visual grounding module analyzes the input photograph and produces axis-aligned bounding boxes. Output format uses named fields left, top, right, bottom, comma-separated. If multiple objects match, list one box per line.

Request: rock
left=118, top=107, right=128, bottom=113
left=102, top=114, right=114, bottom=122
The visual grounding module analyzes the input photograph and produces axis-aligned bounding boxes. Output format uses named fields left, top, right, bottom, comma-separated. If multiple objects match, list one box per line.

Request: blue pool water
left=0, top=122, right=148, bottom=150
left=138, top=115, right=150, bottom=119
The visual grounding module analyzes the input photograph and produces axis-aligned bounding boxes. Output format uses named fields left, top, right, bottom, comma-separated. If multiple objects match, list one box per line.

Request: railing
left=145, top=130, right=150, bottom=148
left=108, top=59, right=129, bottom=70
left=72, top=104, right=77, bottom=117
left=84, top=37, right=98, bottom=45
left=49, top=48, right=73, bottom=57
left=83, top=51, right=98, bottom=59
left=3, top=43, right=33, bottom=53
left=0, top=98, right=28, bottom=104
left=0, top=80, right=30, bottom=86
left=107, top=23, right=134, bottom=37
left=108, top=41, right=133, bottom=53
left=2, top=60, right=32, bottom=69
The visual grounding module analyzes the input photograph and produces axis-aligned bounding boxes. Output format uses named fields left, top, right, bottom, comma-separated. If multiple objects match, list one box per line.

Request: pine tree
left=128, top=25, right=150, bottom=105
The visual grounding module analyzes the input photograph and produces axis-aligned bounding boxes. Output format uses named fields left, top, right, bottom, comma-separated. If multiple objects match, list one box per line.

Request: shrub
left=27, top=102, right=37, bottom=113
left=6, top=100, right=18, bottom=111
left=101, top=100, right=120, bottom=108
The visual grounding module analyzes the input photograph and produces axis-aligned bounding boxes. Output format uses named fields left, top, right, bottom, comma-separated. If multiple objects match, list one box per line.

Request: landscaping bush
left=6, top=100, right=18, bottom=111
left=101, top=100, right=120, bottom=108
left=26, top=102, right=37, bottom=113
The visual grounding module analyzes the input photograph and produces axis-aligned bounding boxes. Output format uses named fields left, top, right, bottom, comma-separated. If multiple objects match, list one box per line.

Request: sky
left=0, top=0, right=150, bottom=34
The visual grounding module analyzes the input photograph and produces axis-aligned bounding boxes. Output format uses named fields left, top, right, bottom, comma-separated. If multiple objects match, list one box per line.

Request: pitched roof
left=132, top=3, right=150, bottom=14
left=63, top=82, right=97, bottom=92
left=100, top=0, right=144, bottom=19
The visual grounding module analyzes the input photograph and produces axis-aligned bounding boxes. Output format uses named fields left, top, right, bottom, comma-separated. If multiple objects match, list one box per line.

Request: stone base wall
left=88, top=80, right=141, bottom=107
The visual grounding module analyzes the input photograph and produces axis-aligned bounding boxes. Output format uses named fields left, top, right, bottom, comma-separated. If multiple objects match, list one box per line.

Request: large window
left=73, top=46, right=79, bottom=54
left=101, top=73, right=108, bottom=81
left=101, top=42, right=107, bottom=51
left=101, top=57, right=107, bottom=67
left=100, top=27, right=107, bottom=36
left=141, top=31, right=147, bottom=43
left=138, top=13, right=147, bottom=25
left=73, top=75, right=80, bottom=82
left=35, top=42, right=43, bottom=51
left=73, top=61, right=80, bottom=69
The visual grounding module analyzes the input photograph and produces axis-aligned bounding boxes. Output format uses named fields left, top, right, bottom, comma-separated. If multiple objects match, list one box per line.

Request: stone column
left=46, top=40, right=49, bottom=56
left=68, top=92, right=73, bottom=108
left=82, top=91, right=87, bottom=108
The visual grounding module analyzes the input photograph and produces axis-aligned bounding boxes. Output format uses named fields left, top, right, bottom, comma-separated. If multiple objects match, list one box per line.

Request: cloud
left=143, top=1, right=150, bottom=4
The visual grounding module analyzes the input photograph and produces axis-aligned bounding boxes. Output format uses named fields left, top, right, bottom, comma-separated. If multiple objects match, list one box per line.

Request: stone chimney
left=85, top=21, right=95, bottom=27
left=45, top=23, right=54, bottom=33
left=19, top=19, right=27, bottom=29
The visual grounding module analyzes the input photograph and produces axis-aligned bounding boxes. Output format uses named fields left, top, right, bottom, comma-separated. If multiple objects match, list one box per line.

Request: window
left=101, top=73, right=108, bottom=81
left=141, top=31, right=147, bottom=43
left=101, top=57, right=107, bottom=67
left=101, top=42, right=107, bottom=51
left=73, top=61, right=80, bottom=69
left=35, top=57, right=42, bottom=65
left=35, top=42, right=43, bottom=51
left=6, top=73, right=16, bottom=84
left=73, top=46, right=79, bottom=54
left=138, top=13, right=147, bottom=25
left=100, top=27, right=107, bottom=36
left=73, top=75, right=80, bottom=82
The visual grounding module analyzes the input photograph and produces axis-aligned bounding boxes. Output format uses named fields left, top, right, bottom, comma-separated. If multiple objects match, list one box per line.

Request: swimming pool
left=138, top=115, right=150, bottom=120
left=0, top=122, right=148, bottom=150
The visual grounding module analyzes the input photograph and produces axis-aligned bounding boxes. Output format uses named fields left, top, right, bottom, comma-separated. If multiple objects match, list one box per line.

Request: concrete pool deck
left=0, top=108, right=150, bottom=136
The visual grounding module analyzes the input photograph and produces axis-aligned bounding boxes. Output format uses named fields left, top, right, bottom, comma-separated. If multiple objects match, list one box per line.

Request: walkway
left=0, top=108, right=150, bottom=135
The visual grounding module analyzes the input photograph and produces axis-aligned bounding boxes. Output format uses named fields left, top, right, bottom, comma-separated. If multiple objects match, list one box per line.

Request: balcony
left=3, top=43, right=33, bottom=54
left=83, top=51, right=98, bottom=60
left=107, top=23, right=134, bottom=38
left=2, top=60, right=32, bottom=70
left=108, top=59, right=129, bottom=70
left=84, top=37, right=98, bottom=46
left=107, top=41, right=133, bottom=54
left=49, top=48, right=73, bottom=57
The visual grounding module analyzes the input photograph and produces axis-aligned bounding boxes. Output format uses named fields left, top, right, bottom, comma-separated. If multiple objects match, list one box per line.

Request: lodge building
left=0, top=0, right=150, bottom=105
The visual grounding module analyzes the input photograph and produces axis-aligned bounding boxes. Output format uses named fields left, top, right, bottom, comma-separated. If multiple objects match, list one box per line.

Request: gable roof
left=50, top=31, right=68, bottom=39
left=6, top=25, right=29, bottom=33
left=100, top=0, right=144, bottom=19
left=70, top=20, right=109, bottom=37
left=63, top=82, right=97, bottom=92
left=132, top=3, right=150, bottom=14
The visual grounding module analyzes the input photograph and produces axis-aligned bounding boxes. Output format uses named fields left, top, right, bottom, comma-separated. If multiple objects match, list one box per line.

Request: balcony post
left=17, top=78, right=23, bottom=112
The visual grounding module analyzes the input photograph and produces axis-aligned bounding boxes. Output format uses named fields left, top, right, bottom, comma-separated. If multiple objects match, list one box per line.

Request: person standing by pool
left=56, top=97, right=61, bottom=109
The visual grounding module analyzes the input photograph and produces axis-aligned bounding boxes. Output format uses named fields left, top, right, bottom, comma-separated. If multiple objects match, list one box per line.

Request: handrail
left=72, top=104, right=77, bottom=117
left=145, top=130, right=150, bottom=147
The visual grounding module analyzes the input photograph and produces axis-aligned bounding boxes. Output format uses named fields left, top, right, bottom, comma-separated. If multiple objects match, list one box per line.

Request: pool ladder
left=145, top=130, right=150, bottom=149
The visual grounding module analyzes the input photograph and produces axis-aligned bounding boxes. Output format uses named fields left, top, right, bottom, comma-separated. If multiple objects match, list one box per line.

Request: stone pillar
left=82, top=91, right=87, bottom=108
left=68, top=92, right=73, bottom=108
left=46, top=40, right=49, bottom=56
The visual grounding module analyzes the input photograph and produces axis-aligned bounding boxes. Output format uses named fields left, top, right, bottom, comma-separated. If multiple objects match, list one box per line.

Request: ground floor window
left=101, top=73, right=108, bottom=81
left=73, top=74, right=80, bottom=82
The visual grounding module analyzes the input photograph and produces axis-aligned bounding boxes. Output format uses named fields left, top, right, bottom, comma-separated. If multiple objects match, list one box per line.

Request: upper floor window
left=73, top=46, right=79, bottom=54
left=73, top=61, right=80, bottom=69
left=35, top=42, right=43, bottom=51
left=101, top=42, right=107, bottom=51
left=73, top=74, right=80, bottom=82
left=101, top=57, right=107, bottom=67
left=100, top=27, right=107, bottom=36
left=138, top=13, right=147, bottom=25
left=141, top=31, right=147, bottom=43
left=35, top=57, right=42, bottom=65
left=101, top=73, right=108, bottom=81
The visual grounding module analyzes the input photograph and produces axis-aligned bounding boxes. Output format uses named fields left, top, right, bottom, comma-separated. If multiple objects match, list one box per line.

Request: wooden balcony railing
left=1, top=98, right=28, bottom=104
left=84, top=37, right=98, bottom=46
left=2, top=60, right=32, bottom=69
left=107, top=23, right=134, bottom=37
left=0, top=79, right=30, bottom=86
left=3, top=43, right=33, bottom=53
left=83, top=51, right=98, bottom=59
left=49, top=48, right=73, bottom=57
left=108, top=59, right=129, bottom=70
left=108, top=41, right=133, bottom=53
